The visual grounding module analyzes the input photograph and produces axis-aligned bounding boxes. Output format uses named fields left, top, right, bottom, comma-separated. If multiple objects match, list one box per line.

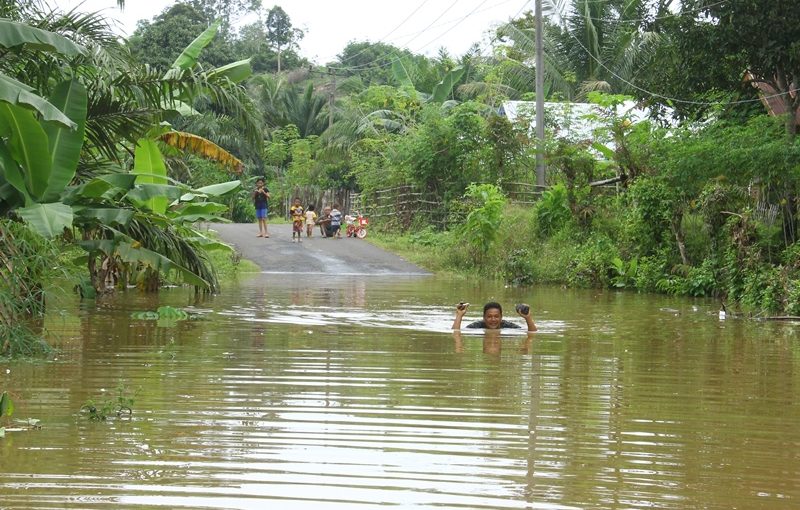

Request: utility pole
left=328, top=68, right=336, bottom=129
left=535, top=0, right=546, bottom=189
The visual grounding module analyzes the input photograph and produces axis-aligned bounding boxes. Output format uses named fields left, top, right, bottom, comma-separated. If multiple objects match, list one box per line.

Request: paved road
left=210, top=223, right=430, bottom=275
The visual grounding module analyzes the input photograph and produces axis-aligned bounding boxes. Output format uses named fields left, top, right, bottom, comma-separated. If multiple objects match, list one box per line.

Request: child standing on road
left=253, top=178, right=270, bottom=238
left=305, top=204, right=317, bottom=238
left=289, top=197, right=304, bottom=243
left=330, top=203, right=343, bottom=239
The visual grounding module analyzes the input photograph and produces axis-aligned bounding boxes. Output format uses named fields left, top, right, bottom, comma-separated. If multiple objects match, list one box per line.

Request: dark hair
left=483, top=301, right=502, bottom=315
left=333, top=203, right=340, bottom=209
left=307, top=204, right=315, bottom=211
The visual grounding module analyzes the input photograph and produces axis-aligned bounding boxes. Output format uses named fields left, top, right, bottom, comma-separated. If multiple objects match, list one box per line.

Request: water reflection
left=1, top=275, right=799, bottom=509
left=452, top=330, right=534, bottom=355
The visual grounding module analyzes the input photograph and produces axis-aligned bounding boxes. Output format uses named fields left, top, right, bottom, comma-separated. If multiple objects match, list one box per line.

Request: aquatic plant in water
left=80, top=382, right=138, bottom=421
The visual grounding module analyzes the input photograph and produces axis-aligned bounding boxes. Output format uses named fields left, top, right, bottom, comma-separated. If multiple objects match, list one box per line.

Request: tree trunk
left=774, top=66, right=797, bottom=140
left=671, top=212, right=689, bottom=266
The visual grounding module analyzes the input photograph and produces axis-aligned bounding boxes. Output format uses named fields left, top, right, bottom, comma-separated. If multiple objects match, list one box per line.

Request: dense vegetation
left=2, top=0, right=799, bottom=355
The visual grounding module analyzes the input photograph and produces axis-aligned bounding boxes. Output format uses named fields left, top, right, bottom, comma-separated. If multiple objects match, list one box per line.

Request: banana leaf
left=0, top=19, right=87, bottom=56
left=16, top=202, right=73, bottom=238
left=194, top=180, right=241, bottom=197
left=0, top=74, right=75, bottom=128
left=431, top=67, right=465, bottom=103
left=79, top=238, right=211, bottom=290
left=159, top=131, right=244, bottom=174
left=207, top=58, right=252, bottom=84
left=170, top=20, right=221, bottom=71
left=391, top=59, right=415, bottom=89
left=132, top=139, right=168, bottom=214
left=43, top=80, right=87, bottom=202
left=73, top=207, right=134, bottom=227
left=0, top=139, right=29, bottom=204
left=0, top=103, right=51, bottom=200
left=126, top=183, right=183, bottom=208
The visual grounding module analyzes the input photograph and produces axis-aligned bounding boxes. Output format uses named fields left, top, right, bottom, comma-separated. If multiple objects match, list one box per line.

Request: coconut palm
left=495, top=0, right=662, bottom=100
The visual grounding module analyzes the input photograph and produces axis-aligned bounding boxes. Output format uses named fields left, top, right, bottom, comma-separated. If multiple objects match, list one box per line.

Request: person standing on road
left=289, top=197, right=305, bottom=243
left=305, top=204, right=317, bottom=238
left=253, top=178, right=270, bottom=238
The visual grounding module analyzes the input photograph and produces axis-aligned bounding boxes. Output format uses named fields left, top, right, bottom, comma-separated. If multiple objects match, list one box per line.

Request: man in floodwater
left=451, top=301, right=537, bottom=332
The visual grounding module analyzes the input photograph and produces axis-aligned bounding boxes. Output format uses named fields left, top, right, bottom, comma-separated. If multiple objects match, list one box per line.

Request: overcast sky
left=51, top=0, right=531, bottom=63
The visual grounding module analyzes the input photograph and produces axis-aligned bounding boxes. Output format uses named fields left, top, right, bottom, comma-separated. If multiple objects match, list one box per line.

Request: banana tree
left=67, top=165, right=241, bottom=294
left=391, top=59, right=466, bottom=105
left=0, top=79, right=87, bottom=236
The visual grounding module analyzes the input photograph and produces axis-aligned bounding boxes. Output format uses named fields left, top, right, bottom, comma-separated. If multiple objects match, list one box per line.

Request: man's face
left=324, top=207, right=331, bottom=214
left=256, top=181, right=264, bottom=188
left=483, top=308, right=503, bottom=329
left=294, top=199, right=301, bottom=206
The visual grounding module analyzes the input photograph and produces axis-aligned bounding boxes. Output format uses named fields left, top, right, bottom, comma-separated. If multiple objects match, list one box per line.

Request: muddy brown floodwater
left=1, top=274, right=799, bottom=509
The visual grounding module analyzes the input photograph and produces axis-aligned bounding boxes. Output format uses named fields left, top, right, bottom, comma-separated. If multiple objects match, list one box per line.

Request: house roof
left=499, top=100, right=653, bottom=147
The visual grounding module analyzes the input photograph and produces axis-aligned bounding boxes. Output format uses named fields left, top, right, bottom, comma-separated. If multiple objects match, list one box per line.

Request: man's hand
left=452, top=302, right=469, bottom=330
left=515, top=303, right=537, bottom=332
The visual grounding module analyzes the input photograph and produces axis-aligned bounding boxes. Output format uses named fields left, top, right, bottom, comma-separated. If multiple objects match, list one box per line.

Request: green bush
left=634, top=252, right=669, bottom=293
left=684, top=258, right=717, bottom=297
left=408, top=225, right=445, bottom=247
left=623, top=177, right=676, bottom=255
left=784, top=279, right=800, bottom=316
left=567, top=233, right=619, bottom=287
left=534, top=183, right=571, bottom=237
left=460, top=183, right=506, bottom=259
left=229, top=187, right=255, bottom=223
left=741, top=265, right=783, bottom=314
left=0, top=220, right=59, bottom=357
left=502, top=248, right=536, bottom=285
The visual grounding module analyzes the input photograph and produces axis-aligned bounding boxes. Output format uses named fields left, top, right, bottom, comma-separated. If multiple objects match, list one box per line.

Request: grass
left=207, top=247, right=261, bottom=278
left=367, top=230, right=462, bottom=277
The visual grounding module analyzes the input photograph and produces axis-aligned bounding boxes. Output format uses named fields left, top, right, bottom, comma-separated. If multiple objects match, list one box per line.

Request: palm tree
left=253, top=76, right=330, bottom=138
left=496, top=0, right=662, bottom=100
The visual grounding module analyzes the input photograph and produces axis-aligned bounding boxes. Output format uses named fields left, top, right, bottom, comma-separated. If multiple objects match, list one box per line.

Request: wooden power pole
left=328, top=68, right=336, bottom=129
left=535, top=0, right=546, bottom=188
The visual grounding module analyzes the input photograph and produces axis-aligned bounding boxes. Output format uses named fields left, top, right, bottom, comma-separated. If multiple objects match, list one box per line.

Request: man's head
left=482, top=301, right=503, bottom=329
left=324, top=206, right=331, bottom=214
left=256, top=178, right=264, bottom=187
left=293, top=197, right=301, bottom=205
left=333, top=203, right=340, bottom=209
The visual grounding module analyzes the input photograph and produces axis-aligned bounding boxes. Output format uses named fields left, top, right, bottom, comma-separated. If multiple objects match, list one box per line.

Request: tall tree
left=188, top=0, right=261, bottom=29
left=675, top=0, right=800, bottom=137
left=127, top=2, right=235, bottom=70
left=265, top=5, right=303, bottom=73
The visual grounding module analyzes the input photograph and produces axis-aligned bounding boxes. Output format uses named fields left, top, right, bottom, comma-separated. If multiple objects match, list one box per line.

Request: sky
left=51, top=0, right=532, bottom=63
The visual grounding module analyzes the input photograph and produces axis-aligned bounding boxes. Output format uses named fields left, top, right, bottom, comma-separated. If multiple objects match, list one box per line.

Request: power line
left=548, top=0, right=728, bottom=27
left=329, top=0, right=462, bottom=71
left=388, top=0, right=518, bottom=42
left=329, top=0, right=523, bottom=72
left=564, top=27, right=798, bottom=106
left=413, top=0, right=494, bottom=54
left=331, top=0, right=433, bottom=65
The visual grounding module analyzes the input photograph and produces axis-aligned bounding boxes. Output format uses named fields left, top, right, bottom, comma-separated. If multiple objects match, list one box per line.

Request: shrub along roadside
left=371, top=197, right=800, bottom=317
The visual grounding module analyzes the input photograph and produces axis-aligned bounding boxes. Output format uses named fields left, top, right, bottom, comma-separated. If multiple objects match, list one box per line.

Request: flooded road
left=1, top=274, right=799, bottom=509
